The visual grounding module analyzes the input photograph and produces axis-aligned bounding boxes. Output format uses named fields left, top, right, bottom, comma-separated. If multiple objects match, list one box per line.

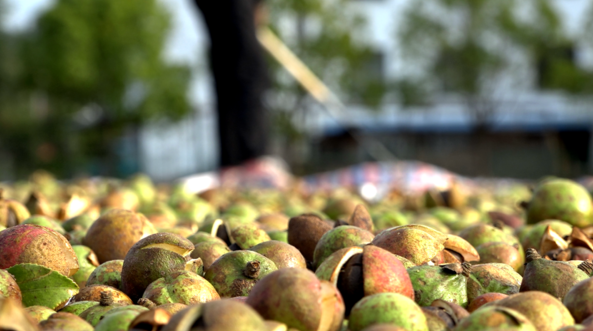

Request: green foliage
left=7, top=263, right=79, bottom=309
left=0, top=0, right=191, bottom=178
left=395, top=0, right=593, bottom=125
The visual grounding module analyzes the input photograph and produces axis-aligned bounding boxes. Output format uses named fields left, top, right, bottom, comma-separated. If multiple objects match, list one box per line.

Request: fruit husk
left=25, top=305, right=55, bottom=323
left=0, top=297, right=39, bottom=331
left=520, top=249, right=588, bottom=300
left=231, top=224, right=271, bottom=249
left=288, top=214, right=333, bottom=263
left=569, top=227, right=593, bottom=252
left=521, top=220, right=572, bottom=252
left=313, top=225, right=375, bottom=269
left=0, top=190, right=31, bottom=228
left=141, top=270, right=220, bottom=305
left=39, top=312, right=94, bottom=331
left=120, top=233, right=195, bottom=302
left=348, top=293, right=428, bottom=331
left=249, top=240, right=307, bottom=269
left=563, top=277, right=593, bottom=323
left=453, top=306, right=536, bottom=331
left=466, top=263, right=522, bottom=304
left=128, top=308, right=171, bottom=331
left=372, top=227, right=444, bottom=265
left=407, top=264, right=468, bottom=308
left=0, top=224, right=79, bottom=277
left=204, top=251, right=278, bottom=297
left=86, top=260, right=124, bottom=289
left=347, top=204, right=374, bottom=232
left=492, top=291, right=575, bottom=331
left=190, top=241, right=232, bottom=271
left=161, top=299, right=268, bottom=331
left=82, top=209, right=157, bottom=263
left=539, top=225, right=569, bottom=255
left=246, top=268, right=344, bottom=331
left=362, top=245, right=415, bottom=299
left=0, top=268, right=22, bottom=301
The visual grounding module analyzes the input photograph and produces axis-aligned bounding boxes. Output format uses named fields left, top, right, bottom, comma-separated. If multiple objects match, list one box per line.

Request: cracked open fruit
left=316, top=245, right=414, bottom=315
left=121, top=232, right=198, bottom=302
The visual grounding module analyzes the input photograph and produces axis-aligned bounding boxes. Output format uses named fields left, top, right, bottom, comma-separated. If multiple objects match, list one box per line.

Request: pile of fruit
left=2, top=170, right=593, bottom=331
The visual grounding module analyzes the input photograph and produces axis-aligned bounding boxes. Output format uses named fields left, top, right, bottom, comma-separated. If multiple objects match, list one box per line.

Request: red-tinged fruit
left=0, top=224, right=79, bottom=277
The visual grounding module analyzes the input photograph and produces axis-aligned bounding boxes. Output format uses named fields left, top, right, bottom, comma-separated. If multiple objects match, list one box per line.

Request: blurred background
left=0, top=0, right=592, bottom=182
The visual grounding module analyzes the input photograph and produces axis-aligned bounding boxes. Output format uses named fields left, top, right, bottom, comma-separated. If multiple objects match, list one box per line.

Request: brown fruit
left=190, top=241, right=231, bottom=271
left=82, top=209, right=157, bottom=263
left=121, top=233, right=196, bottom=302
left=247, top=268, right=345, bottom=331
left=0, top=298, right=39, bottom=331
left=288, top=214, right=333, bottom=264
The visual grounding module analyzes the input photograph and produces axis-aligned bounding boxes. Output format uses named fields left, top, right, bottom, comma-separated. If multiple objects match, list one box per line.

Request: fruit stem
left=243, top=261, right=261, bottom=279
left=525, top=248, right=541, bottom=263
left=461, top=262, right=472, bottom=277
left=100, top=291, right=114, bottom=306
left=578, top=261, right=593, bottom=275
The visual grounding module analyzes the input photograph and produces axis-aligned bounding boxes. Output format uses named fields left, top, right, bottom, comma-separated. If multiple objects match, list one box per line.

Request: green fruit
left=142, top=270, right=219, bottom=305
left=313, top=225, right=375, bottom=269
left=349, top=293, right=428, bottom=331
left=231, top=224, right=271, bottom=249
left=267, top=230, right=288, bottom=243
left=62, top=214, right=95, bottom=232
left=466, top=263, right=522, bottom=303
left=520, top=249, right=588, bottom=301
left=204, top=251, right=277, bottom=297
left=408, top=264, right=469, bottom=308
left=527, top=179, right=593, bottom=227
left=87, top=260, right=123, bottom=289
left=94, top=309, right=142, bottom=331
left=59, top=301, right=99, bottom=316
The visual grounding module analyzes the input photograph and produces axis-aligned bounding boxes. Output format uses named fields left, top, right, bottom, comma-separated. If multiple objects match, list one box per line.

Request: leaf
left=7, top=263, right=79, bottom=309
